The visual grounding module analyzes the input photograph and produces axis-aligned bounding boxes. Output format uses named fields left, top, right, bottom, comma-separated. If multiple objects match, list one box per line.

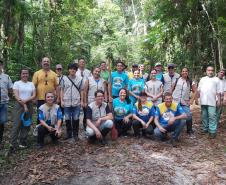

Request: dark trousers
left=37, top=125, right=58, bottom=146
left=114, top=119, right=132, bottom=136
left=132, top=120, right=153, bottom=136
left=0, top=124, right=4, bottom=144
left=11, top=102, right=33, bottom=147
left=36, top=100, right=45, bottom=124
left=83, top=107, right=87, bottom=129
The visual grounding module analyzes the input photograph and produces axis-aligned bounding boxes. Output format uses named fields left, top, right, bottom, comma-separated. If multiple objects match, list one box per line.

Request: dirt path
left=0, top=107, right=226, bottom=185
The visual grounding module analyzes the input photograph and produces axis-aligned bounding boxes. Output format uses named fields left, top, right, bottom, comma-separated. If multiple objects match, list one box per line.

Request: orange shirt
left=32, top=69, right=58, bottom=100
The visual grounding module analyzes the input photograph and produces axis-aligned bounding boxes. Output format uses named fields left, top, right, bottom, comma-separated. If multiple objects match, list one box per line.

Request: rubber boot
left=186, top=121, right=194, bottom=134
left=0, top=124, right=4, bottom=146
left=72, top=119, right=80, bottom=141
left=100, top=128, right=111, bottom=145
left=65, top=120, right=72, bottom=140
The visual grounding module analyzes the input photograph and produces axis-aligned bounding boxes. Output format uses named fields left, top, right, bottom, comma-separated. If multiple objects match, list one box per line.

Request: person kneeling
left=86, top=90, right=113, bottom=145
left=132, top=92, right=155, bottom=138
left=154, top=92, right=187, bottom=147
left=37, top=92, right=62, bottom=149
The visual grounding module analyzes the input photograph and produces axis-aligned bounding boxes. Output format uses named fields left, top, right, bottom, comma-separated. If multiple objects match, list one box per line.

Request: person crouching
left=37, top=92, right=62, bottom=149
left=86, top=90, right=113, bottom=145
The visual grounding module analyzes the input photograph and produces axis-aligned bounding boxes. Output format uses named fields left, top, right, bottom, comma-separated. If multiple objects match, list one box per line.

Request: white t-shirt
left=13, top=80, right=35, bottom=100
left=198, top=76, right=220, bottom=106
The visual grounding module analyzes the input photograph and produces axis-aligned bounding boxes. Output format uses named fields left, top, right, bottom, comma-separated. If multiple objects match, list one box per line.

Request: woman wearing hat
left=10, top=69, right=36, bottom=151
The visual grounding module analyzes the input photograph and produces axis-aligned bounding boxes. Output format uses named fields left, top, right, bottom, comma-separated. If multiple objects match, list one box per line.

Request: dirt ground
left=0, top=106, right=226, bottom=185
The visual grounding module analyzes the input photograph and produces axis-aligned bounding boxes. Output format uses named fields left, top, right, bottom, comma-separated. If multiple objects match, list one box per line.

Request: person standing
left=216, top=69, right=226, bottom=126
left=154, top=62, right=164, bottom=81
left=61, top=63, right=84, bottom=141
left=0, top=59, right=13, bottom=149
left=198, top=66, right=220, bottom=138
left=145, top=69, right=163, bottom=105
left=128, top=64, right=139, bottom=80
left=110, top=60, right=129, bottom=100
left=172, top=67, right=197, bottom=135
left=75, top=58, right=92, bottom=129
left=84, top=66, right=107, bottom=105
left=86, top=90, right=113, bottom=145
left=162, top=63, right=180, bottom=94
left=32, top=57, right=58, bottom=124
left=10, top=69, right=36, bottom=151
left=100, top=61, right=110, bottom=82
left=139, top=64, right=148, bottom=81
left=128, top=70, right=145, bottom=104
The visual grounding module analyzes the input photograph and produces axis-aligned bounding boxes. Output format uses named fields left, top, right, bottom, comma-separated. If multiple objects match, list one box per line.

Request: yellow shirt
left=32, top=69, right=58, bottom=100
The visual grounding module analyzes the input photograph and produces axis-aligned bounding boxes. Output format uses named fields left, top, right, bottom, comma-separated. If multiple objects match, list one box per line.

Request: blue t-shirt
left=156, top=72, right=163, bottom=81
left=128, top=78, right=145, bottom=104
left=111, top=71, right=129, bottom=97
left=155, top=102, right=184, bottom=125
left=38, top=108, right=63, bottom=126
left=113, top=97, right=133, bottom=120
left=133, top=101, right=155, bottom=123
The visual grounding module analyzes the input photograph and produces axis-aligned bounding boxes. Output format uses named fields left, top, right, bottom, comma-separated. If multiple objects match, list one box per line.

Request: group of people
left=0, top=57, right=225, bottom=151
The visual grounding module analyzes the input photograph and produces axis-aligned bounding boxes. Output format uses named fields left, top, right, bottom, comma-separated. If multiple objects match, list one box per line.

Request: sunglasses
left=56, top=68, right=62, bottom=71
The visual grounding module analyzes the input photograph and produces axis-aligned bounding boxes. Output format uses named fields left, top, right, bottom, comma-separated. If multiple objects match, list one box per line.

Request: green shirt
left=100, top=70, right=109, bottom=81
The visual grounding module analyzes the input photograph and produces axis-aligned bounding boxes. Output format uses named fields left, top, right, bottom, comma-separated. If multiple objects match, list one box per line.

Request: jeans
left=114, top=119, right=132, bottom=136
left=0, top=103, right=8, bottom=124
left=86, top=120, right=113, bottom=137
left=154, top=120, right=186, bottom=140
left=0, top=103, right=8, bottom=143
left=216, top=106, right=223, bottom=125
left=132, top=120, right=153, bottom=136
left=11, top=102, right=33, bottom=147
left=201, top=105, right=217, bottom=134
left=181, top=105, right=193, bottom=133
left=64, top=106, right=80, bottom=121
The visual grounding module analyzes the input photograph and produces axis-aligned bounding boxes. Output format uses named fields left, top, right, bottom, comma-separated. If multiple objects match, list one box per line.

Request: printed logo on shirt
left=113, top=77, right=123, bottom=89
left=162, top=111, right=174, bottom=121
left=132, top=84, right=142, bottom=94
left=114, top=107, right=127, bottom=116
left=138, top=106, right=150, bottom=116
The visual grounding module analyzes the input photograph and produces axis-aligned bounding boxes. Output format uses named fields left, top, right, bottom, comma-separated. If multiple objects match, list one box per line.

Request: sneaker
left=19, top=144, right=28, bottom=149
left=168, top=138, right=177, bottom=147
left=100, top=139, right=108, bottom=145
left=73, top=135, right=80, bottom=142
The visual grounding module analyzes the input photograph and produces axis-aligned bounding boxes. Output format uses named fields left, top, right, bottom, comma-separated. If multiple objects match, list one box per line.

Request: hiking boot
left=73, top=135, right=80, bottom=142
left=100, top=139, right=108, bottom=146
left=88, top=136, right=97, bottom=144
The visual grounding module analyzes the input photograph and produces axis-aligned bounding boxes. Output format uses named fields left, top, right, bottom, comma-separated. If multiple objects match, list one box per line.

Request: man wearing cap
left=55, top=64, right=64, bottom=118
left=128, top=64, right=139, bottom=80
left=32, top=57, right=58, bottom=124
left=155, top=62, right=164, bottom=81
left=109, top=60, right=129, bottom=101
left=162, top=63, right=180, bottom=94
left=0, top=59, right=13, bottom=149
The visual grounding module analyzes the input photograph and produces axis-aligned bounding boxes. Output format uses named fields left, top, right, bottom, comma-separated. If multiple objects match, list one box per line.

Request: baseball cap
left=132, top=64, right=139, bottom=67
left=167, top=63, right=176, bottom=68
left=155, top=62, right=162, bottom=67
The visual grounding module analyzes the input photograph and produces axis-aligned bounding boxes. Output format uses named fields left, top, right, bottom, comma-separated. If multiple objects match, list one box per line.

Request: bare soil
left=0, top=106, right=226, bottom=185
